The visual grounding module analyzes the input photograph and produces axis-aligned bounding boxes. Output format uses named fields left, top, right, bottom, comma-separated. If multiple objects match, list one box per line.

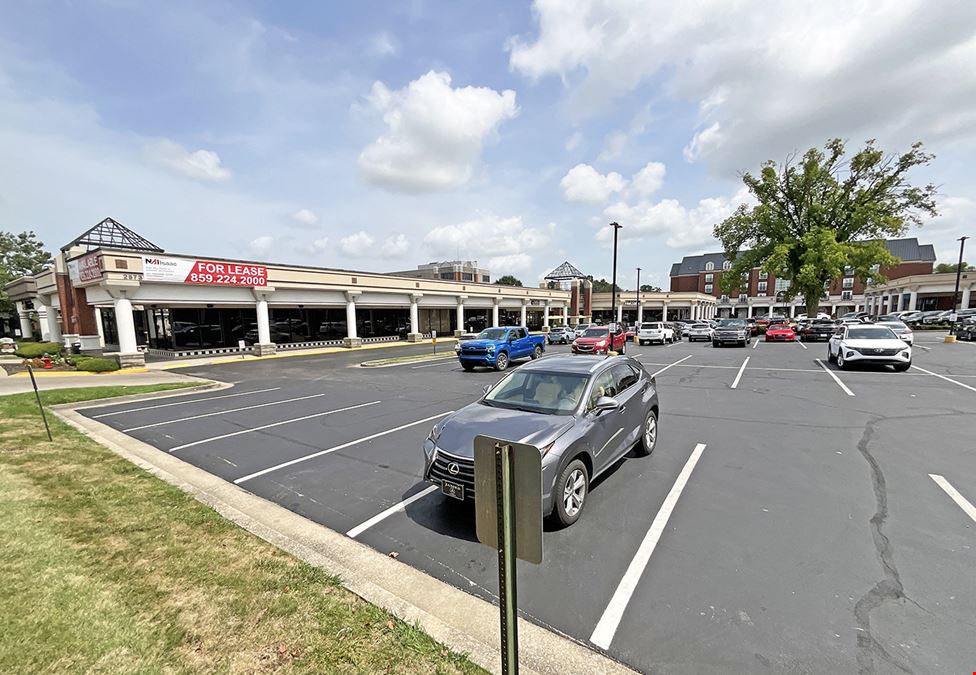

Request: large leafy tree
left=935, top=261, right=971, bottom=273
left=714, top=139, right=938, bottom=315
left=640, top=284, right=662, bottom=292
left=494, top=274, right=523, bottom=287
left=588, top=276, right=623, bottom=293
left=1, top=231, right=53, bottom=314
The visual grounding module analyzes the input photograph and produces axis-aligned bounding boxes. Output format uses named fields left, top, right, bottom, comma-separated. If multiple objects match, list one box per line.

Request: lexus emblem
left=874, top=348, right=882, bottom=353
left=447, top=462, right=460, bottom=475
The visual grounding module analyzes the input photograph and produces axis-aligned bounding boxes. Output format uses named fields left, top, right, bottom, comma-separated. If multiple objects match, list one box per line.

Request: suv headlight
left=486, top=344, right=495, bottom=353
left=427, top=424, right=442, bottom=445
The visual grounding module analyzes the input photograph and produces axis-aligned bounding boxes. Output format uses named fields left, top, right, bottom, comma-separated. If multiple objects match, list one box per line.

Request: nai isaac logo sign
left=143, top=256, right=267, bottom=287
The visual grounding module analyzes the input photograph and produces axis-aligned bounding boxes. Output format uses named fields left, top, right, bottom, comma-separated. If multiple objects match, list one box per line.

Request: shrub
left=74, top=357, right=120, bottom=373
left=14, top=341, right=64, bottom=358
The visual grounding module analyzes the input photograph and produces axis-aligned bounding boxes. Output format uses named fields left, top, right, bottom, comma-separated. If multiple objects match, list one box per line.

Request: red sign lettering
left=184, top=261, right=268, bottom=287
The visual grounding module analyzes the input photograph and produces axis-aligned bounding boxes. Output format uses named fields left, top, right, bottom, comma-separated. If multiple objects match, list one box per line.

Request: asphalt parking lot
left=79, top=335, right=976, bottom=674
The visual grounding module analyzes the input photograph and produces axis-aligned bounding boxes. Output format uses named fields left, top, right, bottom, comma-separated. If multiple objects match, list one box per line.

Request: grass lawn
left=0, top=386, right=484, bottom=674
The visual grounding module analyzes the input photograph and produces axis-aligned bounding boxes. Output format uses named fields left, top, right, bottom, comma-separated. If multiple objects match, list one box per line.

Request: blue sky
left=1, top=1, right=974, bottom=290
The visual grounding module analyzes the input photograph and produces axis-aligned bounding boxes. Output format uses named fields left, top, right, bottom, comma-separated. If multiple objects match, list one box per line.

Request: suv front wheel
left=551, top=459, right=589, bottom=527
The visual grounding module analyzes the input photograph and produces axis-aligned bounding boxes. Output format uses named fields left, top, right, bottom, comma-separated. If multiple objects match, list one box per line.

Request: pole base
left=944, top=335, right=957, bottom=343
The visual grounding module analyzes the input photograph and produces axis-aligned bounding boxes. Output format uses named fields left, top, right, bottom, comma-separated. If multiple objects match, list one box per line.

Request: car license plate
left=441, top=480, right=464, bottom=501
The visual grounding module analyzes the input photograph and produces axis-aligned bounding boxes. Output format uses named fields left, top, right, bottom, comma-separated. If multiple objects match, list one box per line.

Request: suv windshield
left=483, top=371, right=588, bottom=415
left=582, top=327, right=609, bottom=338
left=848, top=327, right=898, bottom=340
left=476, top=328, right=508, bottom=340
left=718, top=319, right=746, bottom=328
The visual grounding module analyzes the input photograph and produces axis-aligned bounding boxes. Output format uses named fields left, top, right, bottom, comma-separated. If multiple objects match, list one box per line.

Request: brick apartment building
left=669, top=238, right=936, bottom=318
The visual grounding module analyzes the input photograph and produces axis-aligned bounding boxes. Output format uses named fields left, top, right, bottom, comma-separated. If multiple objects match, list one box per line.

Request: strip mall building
left=4, top=219, right=716, bottom=365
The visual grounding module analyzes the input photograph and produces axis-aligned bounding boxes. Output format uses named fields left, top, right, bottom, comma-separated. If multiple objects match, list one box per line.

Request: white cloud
left=487, top=253, right=534, bottom=275
left=249, top=235, right=274, bottom=256
left=630, top=162, right=666, bottom=197
left=424, top=214, right=552, bottom=259
left=339, top=231, right=375, bottom=257
left=144, top=139, right=231, bottom=182
left=597, top=187, right=752, bottom=249
left=291, top=208, right=319, bottom=227
left=370, top=31, right=399, bottom=57
left=559, top=163, right=626, bottom=203
left=380, top=233, right=410, bottom=258
left=510, top=1, right=976, bottom=173
left=565, top=130, right=583, bottom=151
left=598, top=132, right=628, bottom=161
left=310, top=237, right=329, bottom=253
left=921, top=195, right=976, bottom=265
left=339, top=231, right=409, bottom=258
left=357, top=71, right=519, bottom=193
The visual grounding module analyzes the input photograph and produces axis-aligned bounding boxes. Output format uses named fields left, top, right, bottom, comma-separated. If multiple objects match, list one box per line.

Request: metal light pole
left=950, top=236, right=969, bottom=337
left=610, top=222, right=622, bottom=328
left=635, top=267, right=641, bottom=326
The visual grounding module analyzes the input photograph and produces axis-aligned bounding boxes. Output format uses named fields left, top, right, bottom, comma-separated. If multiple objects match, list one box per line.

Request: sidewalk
left=0, top=368, right=199, bottom=396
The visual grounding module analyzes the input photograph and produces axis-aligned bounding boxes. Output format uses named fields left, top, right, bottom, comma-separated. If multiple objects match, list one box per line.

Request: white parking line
left=914, top=344, right=931, bottom=351
left=911, top=365, right=976, bottom=393
left=795, top=340, right=808, bottom=350
left=123, top=391, right=333, bottom=432
left=168, top=400, right=381, bottom=453
left=929, top=474, right=976, bottom=524
left=751, top=339, right=759, bottom=349
left=649, top=355, right=693, bottom=378
left=815, top=359, right=855, bottom=396
left=346, top=485, right=439, bottom=538
left=92, top=387, right=281, bottom=418
left=730, top=357, right=750, bottom=389
left=590, top=443, right=707, bottom=650
left=234, top=411, right=453, bottom=484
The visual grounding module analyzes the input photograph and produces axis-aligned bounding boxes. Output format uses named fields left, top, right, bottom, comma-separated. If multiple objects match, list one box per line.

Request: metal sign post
left=474, top=436, right=543, bottom=675
left=26, top=365, right=53, bottom=442
left=432, top=330, right=437, bottom=354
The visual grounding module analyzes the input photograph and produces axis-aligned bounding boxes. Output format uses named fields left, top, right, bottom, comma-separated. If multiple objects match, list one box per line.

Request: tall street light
left=610, top=222, right=622, bottom=328
left=950, top=235, right=969, bottom=336
left=635, top=266, right=642, bottom=326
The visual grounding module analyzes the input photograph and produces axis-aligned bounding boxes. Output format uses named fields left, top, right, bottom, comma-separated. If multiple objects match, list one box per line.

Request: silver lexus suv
left=712, top=318, right=751, bottom=347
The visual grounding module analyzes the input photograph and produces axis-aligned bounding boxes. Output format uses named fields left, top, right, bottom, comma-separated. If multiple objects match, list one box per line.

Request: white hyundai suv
left=827, top=324, right=912, bottom=371
left=637, top=321, right=675, bottom=345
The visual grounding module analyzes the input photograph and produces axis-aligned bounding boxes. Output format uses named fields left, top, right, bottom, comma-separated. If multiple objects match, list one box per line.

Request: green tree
left=639, top=284, right=662, bottom=292
left=714, top=139, right=938, bottom=315
left=587, top=276, right=622, bottom=293
left=1, top=231, right=53, bottom=314
left=494, top=274, right=523, bottom=287
left=935, top=262, right=971, bottom=273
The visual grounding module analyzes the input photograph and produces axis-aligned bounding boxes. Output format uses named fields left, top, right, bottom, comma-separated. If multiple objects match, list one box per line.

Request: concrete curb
left=52, top=394, right=638, bottom=675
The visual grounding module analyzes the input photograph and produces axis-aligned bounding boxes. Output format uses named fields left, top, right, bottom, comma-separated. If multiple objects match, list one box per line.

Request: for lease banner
left=68, top=252, right=103, bottom=283
left=142, top=256, right=267, bottom=286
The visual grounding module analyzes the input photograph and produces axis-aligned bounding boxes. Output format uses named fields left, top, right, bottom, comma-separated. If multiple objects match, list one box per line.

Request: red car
left=572, top=326, right=628, bottom=355
left=765, top=324, right=796, bottom=342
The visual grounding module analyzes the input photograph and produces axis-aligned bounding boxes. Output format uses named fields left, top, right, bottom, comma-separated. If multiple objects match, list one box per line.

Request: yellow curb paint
left=9, top=367, right=149, bottom=377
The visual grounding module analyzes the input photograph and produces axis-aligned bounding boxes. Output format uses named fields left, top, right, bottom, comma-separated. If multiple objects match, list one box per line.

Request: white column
left=908, top=289, right=918, bottom=311
left=16, top=301, right=33, bottom=339
left=690, top=303, right=696, bottom=320
left=456, top=297, right=465, bottom=333
left=256, top=298, right=271, bottom=344
left=46, top=305, right=62, bottom=343
left=113, top=296, right=138, bottom=354
left=345, top=295, right=358, bottom=339
left=35, top=301, right=51, bottom=341
left=543, top=302, right=551, bottom=328
left=962, top=285, right=972, bottom=310
left=94, top=308, right=105, bottom=347
left=747, top=304, right=754, bottom=319
left=616, top=303, right=623, bottom=324
left=492, top=299, right=500, bottom=327
left=409, top=295, right=420, bottom=338
left=661, top=303, right=668, bottom=322
left=520, top=300, right=528, bottom=327
left=789, top=304, right=796, bottom=318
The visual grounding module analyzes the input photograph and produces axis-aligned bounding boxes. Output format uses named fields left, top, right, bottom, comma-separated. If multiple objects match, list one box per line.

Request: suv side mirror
left=593, top=396, right=620, bottom=414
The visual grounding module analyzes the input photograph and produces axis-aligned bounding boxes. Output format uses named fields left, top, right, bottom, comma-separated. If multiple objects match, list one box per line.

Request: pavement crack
left=852, top=415, right=914, bottom=675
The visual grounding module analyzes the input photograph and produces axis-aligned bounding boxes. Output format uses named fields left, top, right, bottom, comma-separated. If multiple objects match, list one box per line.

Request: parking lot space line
left=815, top=358, right=855, bottom=396
left=92, top=387, right=282, bottom=418
left=648, top=354, right=693, bottom=377
left=589, top=443, right=707, bottom=650
left=929, top=474, right=976, bottom=524
left=730, top=357, right=750, bottom=389
left=122, top=391, right=334, bottom=432
left=346, top=485, right=439, bottom=538
left=752, top=338, right=759, bottom=349
left=233, top=410, right=453, bottom=484
left=914, top=344, right=931, bottom=351
left=168, top=400, right=381, bottom=453
left=795, top=340, right=808, bottom=350
left=911, top=365, right=976, bottom=393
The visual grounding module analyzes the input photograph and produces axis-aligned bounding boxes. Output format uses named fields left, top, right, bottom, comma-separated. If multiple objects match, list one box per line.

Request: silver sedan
left=423, top=355, right=660, bottom=526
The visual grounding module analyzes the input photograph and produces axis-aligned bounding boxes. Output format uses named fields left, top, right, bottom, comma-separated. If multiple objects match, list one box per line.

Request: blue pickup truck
left=455, top=326, right=546, bottom=371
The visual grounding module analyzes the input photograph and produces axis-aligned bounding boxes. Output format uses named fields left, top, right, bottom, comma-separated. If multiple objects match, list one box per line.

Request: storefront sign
left=143, top=257, right=268, bottom=286
left=68, top=253, right=104, bottom=283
